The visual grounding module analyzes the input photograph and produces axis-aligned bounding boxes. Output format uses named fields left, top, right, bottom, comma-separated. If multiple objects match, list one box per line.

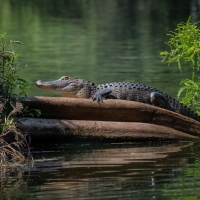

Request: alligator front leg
left=92, top=88, right=116, bottom=103
left=150, top=92, right=173, bottom=110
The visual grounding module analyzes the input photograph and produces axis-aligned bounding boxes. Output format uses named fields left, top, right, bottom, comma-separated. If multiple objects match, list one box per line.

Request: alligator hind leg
left=150, top=92, right=171, bottom=110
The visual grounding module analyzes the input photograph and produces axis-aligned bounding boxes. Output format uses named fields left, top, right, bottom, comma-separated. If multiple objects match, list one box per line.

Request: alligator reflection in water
left=2, top=141, right=200, bottom=200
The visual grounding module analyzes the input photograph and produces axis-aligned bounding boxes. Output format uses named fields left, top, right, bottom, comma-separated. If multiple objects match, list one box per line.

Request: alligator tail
left=169, top=96, right=200, bottom=121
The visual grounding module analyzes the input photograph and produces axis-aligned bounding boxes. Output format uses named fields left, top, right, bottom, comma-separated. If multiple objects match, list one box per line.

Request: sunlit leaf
left=13, top=40, right=24, bottom=45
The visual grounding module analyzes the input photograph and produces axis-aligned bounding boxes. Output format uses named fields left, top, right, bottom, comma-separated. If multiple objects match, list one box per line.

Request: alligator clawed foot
left=92, top=88, right=112, bottom=104
left=92, top=93, right=104, bottom=104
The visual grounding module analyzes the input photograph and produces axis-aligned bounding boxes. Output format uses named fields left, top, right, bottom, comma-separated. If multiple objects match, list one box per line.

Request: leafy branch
left=160, top=16, right=200, bottom=71
left=160, top=17, right=200, bottom=114
left=0, top=33, right=29, bottom=98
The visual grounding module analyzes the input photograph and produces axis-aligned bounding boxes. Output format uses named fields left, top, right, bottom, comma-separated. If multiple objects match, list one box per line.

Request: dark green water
left=1, top=0, right=200, bottom=199
left=1, top=0, right=200, bottom=97
left=1, top=141, right=200, bottom=200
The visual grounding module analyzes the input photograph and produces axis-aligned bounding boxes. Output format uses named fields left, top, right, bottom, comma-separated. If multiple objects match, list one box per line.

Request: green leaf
left=3, top=55, right=11, bottom=62
left=0, top=33, right=6, bottom=38
left=160, top=51, right=169, bottom=56
left=13, top=41, right=24, bottom=45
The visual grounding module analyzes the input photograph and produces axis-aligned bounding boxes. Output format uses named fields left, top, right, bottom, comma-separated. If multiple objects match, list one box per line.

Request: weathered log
left=17, top=118, right=197, bottom=140
left=22, top=96, right=200, bottom=137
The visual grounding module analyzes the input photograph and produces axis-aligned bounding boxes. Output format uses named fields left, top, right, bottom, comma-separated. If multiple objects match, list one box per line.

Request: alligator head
left=36, top=76, right=94, bottom=98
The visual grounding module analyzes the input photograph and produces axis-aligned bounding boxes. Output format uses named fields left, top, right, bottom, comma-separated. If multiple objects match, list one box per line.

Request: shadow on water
left=1, top=141, right=200, bottom=199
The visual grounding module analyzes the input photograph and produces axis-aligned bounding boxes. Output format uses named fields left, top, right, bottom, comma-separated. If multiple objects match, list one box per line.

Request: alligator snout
left=35, top=80, right=43, bottom=87
left=36, top=80, right=47, bottom=89
left=36, top=80, right=42, bottom=85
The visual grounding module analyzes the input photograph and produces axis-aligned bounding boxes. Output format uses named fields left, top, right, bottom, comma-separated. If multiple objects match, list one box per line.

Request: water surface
left=1, top=0, right=200, bottom=97
left=1, top=1, right=200, bottom=199
left=1, top=141, right=200, bottom=200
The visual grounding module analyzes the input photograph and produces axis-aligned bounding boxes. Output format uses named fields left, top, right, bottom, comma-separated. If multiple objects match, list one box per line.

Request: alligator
left=36, top=76, right=200, bottom=122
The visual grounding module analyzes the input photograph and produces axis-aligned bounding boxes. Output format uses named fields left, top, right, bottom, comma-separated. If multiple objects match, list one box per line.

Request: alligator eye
left=61, top=76, right=69, bottom=80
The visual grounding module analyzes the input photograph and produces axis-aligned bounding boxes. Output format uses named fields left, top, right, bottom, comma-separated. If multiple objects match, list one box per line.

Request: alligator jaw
left=36, top=79, right=64, bottom=91
left=35, top=78, right=85, bottom=97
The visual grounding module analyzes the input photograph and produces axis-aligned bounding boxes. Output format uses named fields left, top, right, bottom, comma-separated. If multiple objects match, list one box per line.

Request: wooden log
left=22, top=96, right=200, bottom=137
left=17, top=118, right=198, bottom=140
